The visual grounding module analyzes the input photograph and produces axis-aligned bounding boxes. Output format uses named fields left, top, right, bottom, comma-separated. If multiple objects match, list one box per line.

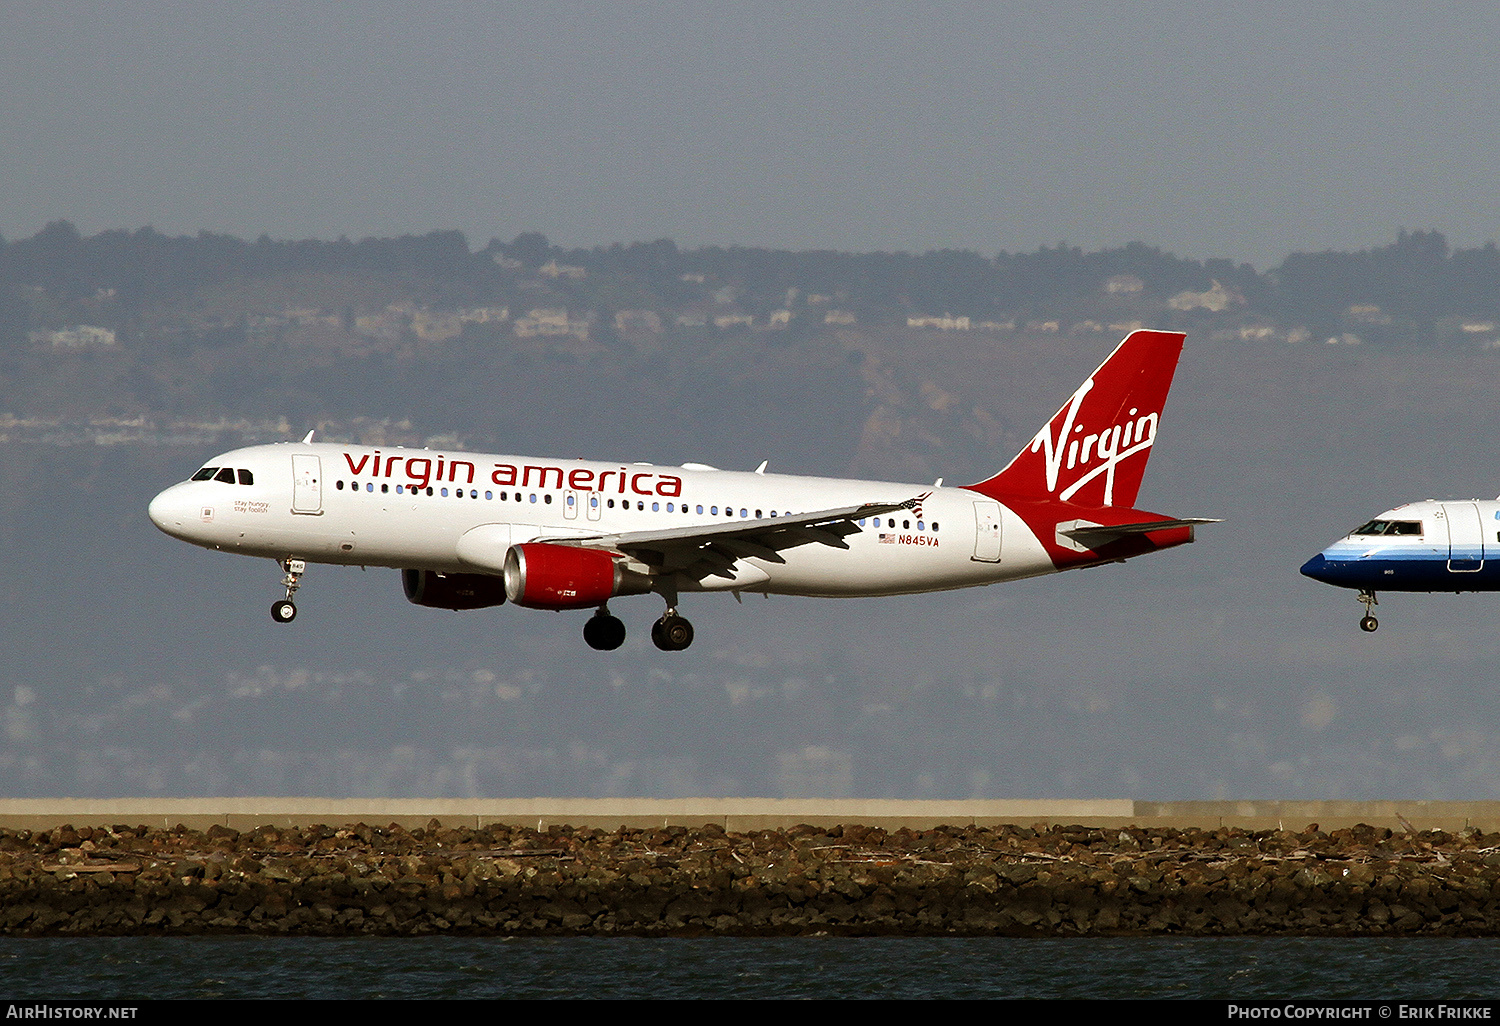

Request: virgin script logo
left=1028, top=377, right=1160, bottom=506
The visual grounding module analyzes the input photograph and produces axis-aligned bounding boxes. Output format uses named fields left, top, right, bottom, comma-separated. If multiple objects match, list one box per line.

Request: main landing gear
left=1358, top=589, right=1379, bottom=632
left=583, top=607, right=627, bottom=651
left=272, top=558, right=305, bottom=624
left=580, top=605, right=695, bottom=651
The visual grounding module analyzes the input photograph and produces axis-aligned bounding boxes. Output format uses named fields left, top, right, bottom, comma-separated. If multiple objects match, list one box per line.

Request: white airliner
left=148, top=329, right=1213, bottom=650
left=1301, top=498, right=1500, bottom=631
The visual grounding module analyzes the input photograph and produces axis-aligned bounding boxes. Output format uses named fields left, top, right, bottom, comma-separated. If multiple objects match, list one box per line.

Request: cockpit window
left=192, top=465, right=253, bottom=484
left=1353, top=519, right=1423, bottom=537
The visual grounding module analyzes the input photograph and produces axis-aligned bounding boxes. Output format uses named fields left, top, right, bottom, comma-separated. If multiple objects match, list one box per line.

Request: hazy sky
left=6, top=1, right=1500, bottom=268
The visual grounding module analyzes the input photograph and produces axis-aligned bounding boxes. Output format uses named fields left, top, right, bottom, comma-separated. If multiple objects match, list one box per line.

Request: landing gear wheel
left=273, top=558, right=306, bottom=624
left=651, top=613, right=694, bottom=651
left=1357, top=589, right=1379, bottom=633
left=584, top=612, right=626, bottom=651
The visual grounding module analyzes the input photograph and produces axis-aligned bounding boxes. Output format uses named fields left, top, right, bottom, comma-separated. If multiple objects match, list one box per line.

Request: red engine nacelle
left=502, top=543, right=652, bottom=610
left=401, top=569, right=507, bottom=610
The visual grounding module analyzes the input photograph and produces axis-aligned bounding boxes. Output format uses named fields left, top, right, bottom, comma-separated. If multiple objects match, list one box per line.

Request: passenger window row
left=858, top=517, right=938, bottom=532
left=335, top=481, right=522, bottom=501
left=328, top=481, right=924, bottom=531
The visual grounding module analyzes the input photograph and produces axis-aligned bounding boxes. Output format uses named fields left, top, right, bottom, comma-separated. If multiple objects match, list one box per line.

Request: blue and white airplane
left=1300, top=498, right=1500, bottom=631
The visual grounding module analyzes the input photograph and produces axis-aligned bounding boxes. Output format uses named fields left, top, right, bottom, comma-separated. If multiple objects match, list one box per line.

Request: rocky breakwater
left=2, top=820, right=1500, bottom=936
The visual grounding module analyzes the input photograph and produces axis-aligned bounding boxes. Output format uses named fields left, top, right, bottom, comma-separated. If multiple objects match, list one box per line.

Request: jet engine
left=401, top=569, right=508, bottom=610
left=502, top=543, right=652, bottom=610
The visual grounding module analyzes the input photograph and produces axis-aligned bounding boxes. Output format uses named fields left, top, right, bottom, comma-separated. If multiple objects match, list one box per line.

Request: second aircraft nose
left=1299, top=552, right=1332, bottom=582
left=1300, top=551, right=1370, bottom=589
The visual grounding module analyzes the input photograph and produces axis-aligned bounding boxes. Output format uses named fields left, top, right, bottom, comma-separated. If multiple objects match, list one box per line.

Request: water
left=0, top=937, right=1496, bottom=999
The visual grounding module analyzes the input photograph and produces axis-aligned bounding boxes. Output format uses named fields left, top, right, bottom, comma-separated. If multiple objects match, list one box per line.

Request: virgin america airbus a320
left=148, top=329, right=1214, bottom=651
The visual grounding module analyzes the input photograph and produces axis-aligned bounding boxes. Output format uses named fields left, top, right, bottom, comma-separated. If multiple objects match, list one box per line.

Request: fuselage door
left=586, top=492, right=602, bottom=521
left=291, top=455, right=323, bottom=515
left=1446, top=501, right=1484, bottom=572
left=972, top=501, right=1002, bottom=562
left=564, top=490, right=580, bottom=520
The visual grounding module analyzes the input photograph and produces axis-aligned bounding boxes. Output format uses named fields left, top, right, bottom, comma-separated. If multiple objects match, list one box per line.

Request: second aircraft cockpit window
left=1352, top=519, right=1423, bottom=537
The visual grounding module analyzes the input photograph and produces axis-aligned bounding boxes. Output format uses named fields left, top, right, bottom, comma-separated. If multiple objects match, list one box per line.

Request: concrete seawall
left=0, top=798, right=1495, bottom=833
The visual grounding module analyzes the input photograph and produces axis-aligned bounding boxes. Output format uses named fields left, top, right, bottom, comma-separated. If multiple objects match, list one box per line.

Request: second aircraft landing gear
left=651, top=610, right=695, bottom=651
left=1358, top=590, right=1378, bottom=632
left=272, top=558, right=306, bottom=624
left=583, top=608, right=627, bottom=651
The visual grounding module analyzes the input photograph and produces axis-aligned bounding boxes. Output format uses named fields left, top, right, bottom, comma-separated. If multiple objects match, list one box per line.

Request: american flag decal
left=879, top=533, right=896, bottom=544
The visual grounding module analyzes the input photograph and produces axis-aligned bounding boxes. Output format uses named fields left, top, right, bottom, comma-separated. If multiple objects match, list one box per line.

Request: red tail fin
left=966, top=330, right=1186, bottom=508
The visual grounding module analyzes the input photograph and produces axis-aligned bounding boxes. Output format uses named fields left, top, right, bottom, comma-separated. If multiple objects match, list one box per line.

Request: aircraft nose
left=1299, top=553, right=1331, bottom=582
left=148, top=483, right=195, bottom=538
left=1300, top=550, right=1363, bottom=588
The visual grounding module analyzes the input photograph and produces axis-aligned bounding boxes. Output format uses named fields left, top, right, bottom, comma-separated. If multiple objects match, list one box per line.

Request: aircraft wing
left=547, top=497, right=923, bottom=581
left=1059, top=518, right=1220, bottom=549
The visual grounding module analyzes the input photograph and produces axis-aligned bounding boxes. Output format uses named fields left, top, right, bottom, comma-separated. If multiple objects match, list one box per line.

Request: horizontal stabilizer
left=1059, top=517, right=1220, bottom=549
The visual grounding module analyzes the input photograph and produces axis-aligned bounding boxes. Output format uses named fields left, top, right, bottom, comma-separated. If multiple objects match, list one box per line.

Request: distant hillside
left=5, top=223, right=1498, bottom=353
left=3, top=223, right=1499, bottom=461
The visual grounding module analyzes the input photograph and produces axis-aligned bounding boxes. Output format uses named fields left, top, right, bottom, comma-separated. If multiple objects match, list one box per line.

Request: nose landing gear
left=651, top=608, right=695, bottom=651
left=583, top=607, right=627, bottom=650
left=272, top=558, right=306, bottom=624
left=1358, top=590, right=1378, bottom=632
